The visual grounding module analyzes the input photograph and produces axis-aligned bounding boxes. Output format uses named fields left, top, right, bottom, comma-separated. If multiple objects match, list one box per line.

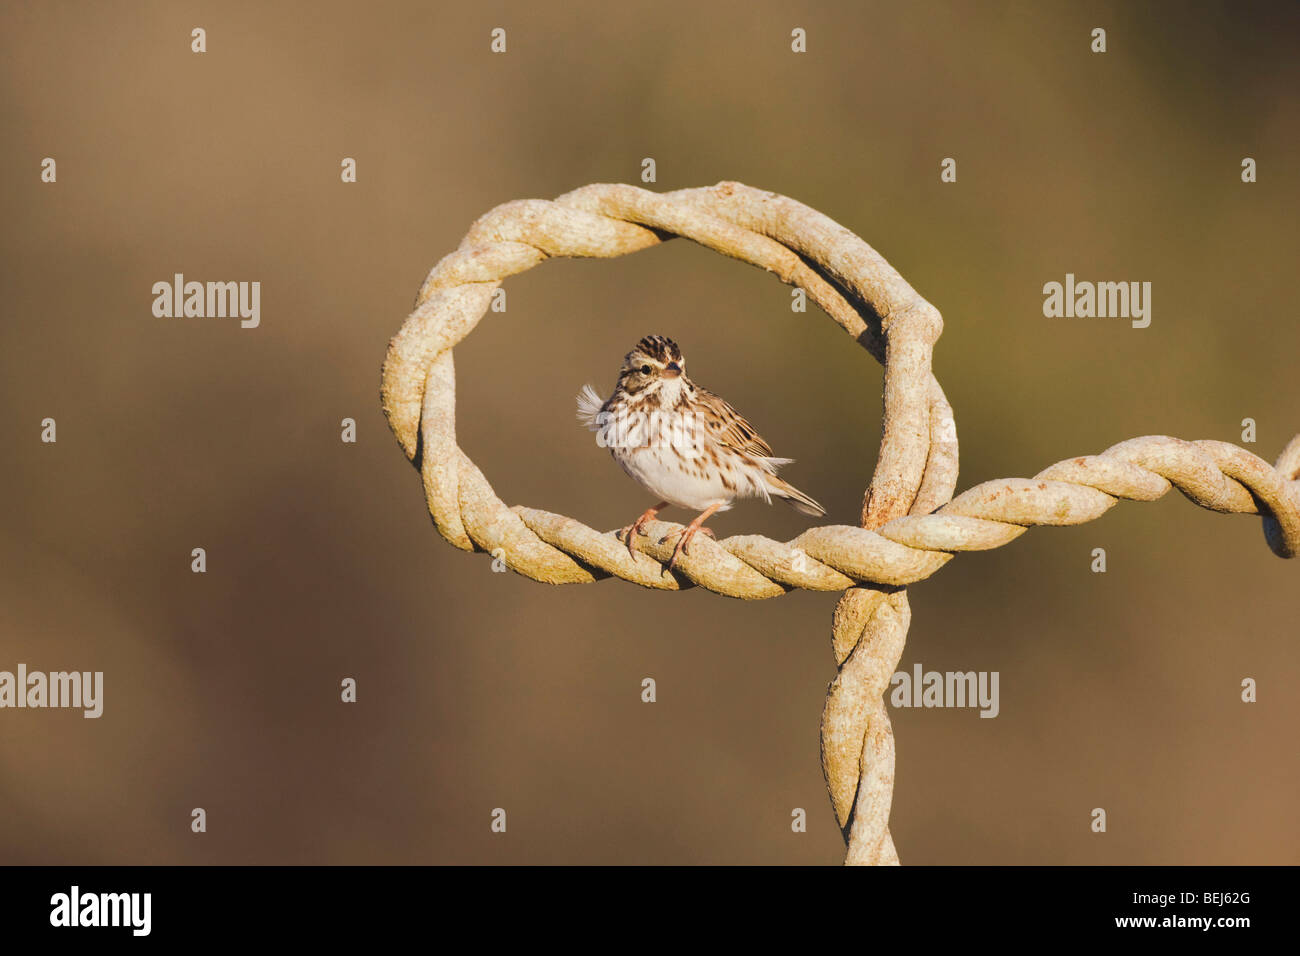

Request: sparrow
left=577, top=335, right=825, bottom=570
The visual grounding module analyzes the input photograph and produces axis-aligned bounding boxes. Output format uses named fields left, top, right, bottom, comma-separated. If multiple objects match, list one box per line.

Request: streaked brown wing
left=694, top=385, right=775, bottom=458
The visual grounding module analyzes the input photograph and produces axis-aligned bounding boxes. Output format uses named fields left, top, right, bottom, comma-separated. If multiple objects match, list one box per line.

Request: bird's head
left=617, top=335, right=688, bottom=402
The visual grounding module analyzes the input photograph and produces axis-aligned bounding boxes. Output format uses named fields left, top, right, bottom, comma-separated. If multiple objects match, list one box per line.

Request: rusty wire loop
left=382, top=181, right=1300, bottom=865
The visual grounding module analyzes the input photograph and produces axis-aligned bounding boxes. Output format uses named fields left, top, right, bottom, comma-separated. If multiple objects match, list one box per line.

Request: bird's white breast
left=611, top=443, right=737, bottom=512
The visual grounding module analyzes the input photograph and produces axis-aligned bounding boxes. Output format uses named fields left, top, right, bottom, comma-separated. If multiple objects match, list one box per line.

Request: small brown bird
left=577, top=335, right=825, bottom=569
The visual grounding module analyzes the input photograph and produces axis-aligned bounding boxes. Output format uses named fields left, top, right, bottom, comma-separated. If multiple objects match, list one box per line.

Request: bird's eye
left=639, top=365, right=652, bottom=374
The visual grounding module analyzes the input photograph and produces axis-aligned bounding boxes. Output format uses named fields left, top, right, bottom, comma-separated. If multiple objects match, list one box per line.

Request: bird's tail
left=768, top=475, right=826, bottom=517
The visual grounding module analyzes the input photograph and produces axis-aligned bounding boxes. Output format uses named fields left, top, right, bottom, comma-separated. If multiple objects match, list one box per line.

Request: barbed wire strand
left=382, top=182, right=1299, bottom=865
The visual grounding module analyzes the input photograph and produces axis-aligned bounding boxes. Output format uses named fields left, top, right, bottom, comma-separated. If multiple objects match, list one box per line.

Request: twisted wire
left=510, top=434, right=1299, bottom=598
left=381, top=181, right=1298, bottom=866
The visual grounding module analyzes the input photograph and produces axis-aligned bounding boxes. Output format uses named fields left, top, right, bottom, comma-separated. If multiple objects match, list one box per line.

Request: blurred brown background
left=1, top=0, right=1297, bottom=865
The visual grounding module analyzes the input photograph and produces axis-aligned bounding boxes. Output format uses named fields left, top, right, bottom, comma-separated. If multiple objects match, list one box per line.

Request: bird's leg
left=664, top=503, right=724, bottom=571
left=620, top=501, right=669, bottom=557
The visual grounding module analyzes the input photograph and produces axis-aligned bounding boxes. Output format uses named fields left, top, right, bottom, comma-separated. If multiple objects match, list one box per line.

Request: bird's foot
left=619, top=502, right=668, bottom=557
left=663, top=525, right=715, bottom=571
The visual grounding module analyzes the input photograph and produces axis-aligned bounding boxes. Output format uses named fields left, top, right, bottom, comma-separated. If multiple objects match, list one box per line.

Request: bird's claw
left=619, top=525, right=640, bottom=558
left=662, top=526, right=714, bottom=572
left=620, top=510, right=661, bottom=558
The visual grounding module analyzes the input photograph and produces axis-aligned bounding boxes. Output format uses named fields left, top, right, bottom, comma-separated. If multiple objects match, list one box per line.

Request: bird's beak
left=663, top=362, right=682, bottom=378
